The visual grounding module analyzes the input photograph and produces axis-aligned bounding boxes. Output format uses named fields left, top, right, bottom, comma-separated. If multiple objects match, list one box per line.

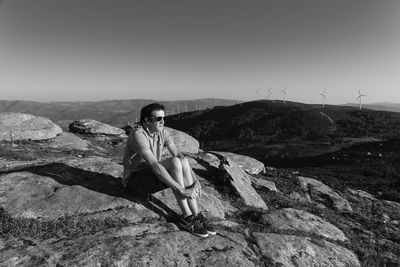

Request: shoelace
left=190, top=218, right=204, bottom=231
left=196, top=213, right=208, bottom=224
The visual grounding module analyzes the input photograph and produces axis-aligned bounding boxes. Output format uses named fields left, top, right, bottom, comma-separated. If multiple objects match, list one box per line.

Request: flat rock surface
left=0, top=112, right=62, bottom=141
left=0, top=155, right=122, bottom=178
left=297, top=176, right=353, bottom=213
left=220, top=157, right=268, bottom=210
left=0, top=157, right=56, bottom=172
left=253, top=233, right=360, bottom=267
left=0, top=228, right=257, bottom=267
left=261, top=208, right=348, bottom=241
left=65, top=156, right=123, bottom=178
left=0, top=172, right=135, bottom=220
left=69, top=119, right=126, bottom=136
left=47, top=132, right=90, bottom=151
left=210, top=151, right=266, bottom=174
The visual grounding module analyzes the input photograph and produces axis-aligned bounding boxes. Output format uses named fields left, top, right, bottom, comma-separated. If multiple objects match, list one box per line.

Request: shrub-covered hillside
left=166, top=100, right=400, bottom=157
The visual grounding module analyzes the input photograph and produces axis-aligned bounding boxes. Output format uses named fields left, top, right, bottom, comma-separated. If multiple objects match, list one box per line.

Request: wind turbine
left=255, top=88, right=261, bottom=98
left=267, top=88, right=272, bottom=100
left=356, top=89, right=366, bottom=110
left=320, top=89, right=327, bottom=107
left=280, top=88, right=287, bottom=103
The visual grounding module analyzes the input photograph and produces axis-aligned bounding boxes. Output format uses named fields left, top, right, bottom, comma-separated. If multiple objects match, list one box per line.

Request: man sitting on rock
left=122, top=102, right=216, bottom=237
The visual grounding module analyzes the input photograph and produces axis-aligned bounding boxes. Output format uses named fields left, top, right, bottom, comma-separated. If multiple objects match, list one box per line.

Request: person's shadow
left=25, top=163, right=180, bottom=223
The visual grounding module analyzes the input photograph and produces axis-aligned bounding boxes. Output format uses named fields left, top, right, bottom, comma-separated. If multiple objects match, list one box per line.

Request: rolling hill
left=342, top=102, right=400, bottom=113
left=166, top=100, right=400, bottom=161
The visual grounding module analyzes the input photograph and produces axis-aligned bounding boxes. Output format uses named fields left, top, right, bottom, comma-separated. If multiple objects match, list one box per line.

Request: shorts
left=126, top=167, right=168, bottom=196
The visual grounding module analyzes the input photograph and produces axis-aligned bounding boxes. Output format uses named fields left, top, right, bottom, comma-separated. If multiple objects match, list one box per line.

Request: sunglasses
left=150, top=116, right=165, bottom=122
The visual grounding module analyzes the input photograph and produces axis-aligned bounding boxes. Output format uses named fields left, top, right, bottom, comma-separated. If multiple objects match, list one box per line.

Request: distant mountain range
left=0, top=98, right=242, bottom=127
left=342, top=102, right=400, bottom=113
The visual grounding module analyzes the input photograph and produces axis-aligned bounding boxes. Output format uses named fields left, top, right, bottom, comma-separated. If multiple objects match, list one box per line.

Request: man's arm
left=166, top=142, right=184, bottom=159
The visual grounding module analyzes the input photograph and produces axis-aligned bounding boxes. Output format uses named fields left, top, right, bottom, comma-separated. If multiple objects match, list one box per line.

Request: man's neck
left=142, top=123, right=157, bottom=136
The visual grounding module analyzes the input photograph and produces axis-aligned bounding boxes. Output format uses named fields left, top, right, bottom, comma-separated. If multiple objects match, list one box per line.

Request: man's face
left=146, top=109, right=165, bottom=133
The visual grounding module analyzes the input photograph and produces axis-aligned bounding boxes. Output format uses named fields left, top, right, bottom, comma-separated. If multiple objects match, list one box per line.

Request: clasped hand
left=182, top=181, right=202, bottom=199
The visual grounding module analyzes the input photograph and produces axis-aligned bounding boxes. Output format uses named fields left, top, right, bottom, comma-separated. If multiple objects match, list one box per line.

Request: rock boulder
left=69, top=119, right=126, bottom=137
left=253, top=233, right=360, bottom=267
left=220, top=157, right=268, bottom=210
left=211, top=151, right=266, bottom=174
left=48, top=132, right=90, bottom=151
left=261, top=208, right=348, bottom=241
left=297, top=176, right=353, bottom=213
left=0, top=112, right=62, bottom=141
left=163, top=127, right=200, bottom=155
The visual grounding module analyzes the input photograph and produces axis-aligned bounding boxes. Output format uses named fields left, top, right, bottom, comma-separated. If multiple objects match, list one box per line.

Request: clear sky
left=0, top=0, right=399, bottom=104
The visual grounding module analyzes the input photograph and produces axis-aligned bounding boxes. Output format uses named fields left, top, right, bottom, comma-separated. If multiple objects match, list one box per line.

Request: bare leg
left=180, top=157, right=199, bottom=216
left=160, top=157, right=193, bottom=218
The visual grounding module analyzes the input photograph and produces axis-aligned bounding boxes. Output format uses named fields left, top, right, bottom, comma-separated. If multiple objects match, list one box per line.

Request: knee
left=171, top=156, right=182, bottom=171
left=180, top=157, right=190, bottom=169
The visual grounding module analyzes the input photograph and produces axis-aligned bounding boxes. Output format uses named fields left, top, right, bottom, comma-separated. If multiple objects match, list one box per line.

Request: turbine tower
left=320, top=89, right=327, bottom=107
left=356, top=89, right=366, bottom=110
left=280, top=88, right=287, bottom=103
left=267, top=88, right=272, bottom=100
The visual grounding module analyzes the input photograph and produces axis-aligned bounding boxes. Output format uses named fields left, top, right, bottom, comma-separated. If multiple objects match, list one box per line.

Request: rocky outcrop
left=7, top=113, right=395, bottom=266
left=0, top=112, right=62, bottom=141
left=69, top=119, right=127, bottom=137
left=297, top=176, right=353, bottom=213
left=193, top=152, right=269, bottom=210
left=346, top=189, right=376, bottom=201
left=210, top=151, right=265, bottom=174
left=253, top=233, right=360, bottom=267
left=195, top=152, right=278, bottom=192
left=261, top=208, right=348, bottom=241
left=220, top=157, right=268, bottom=210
